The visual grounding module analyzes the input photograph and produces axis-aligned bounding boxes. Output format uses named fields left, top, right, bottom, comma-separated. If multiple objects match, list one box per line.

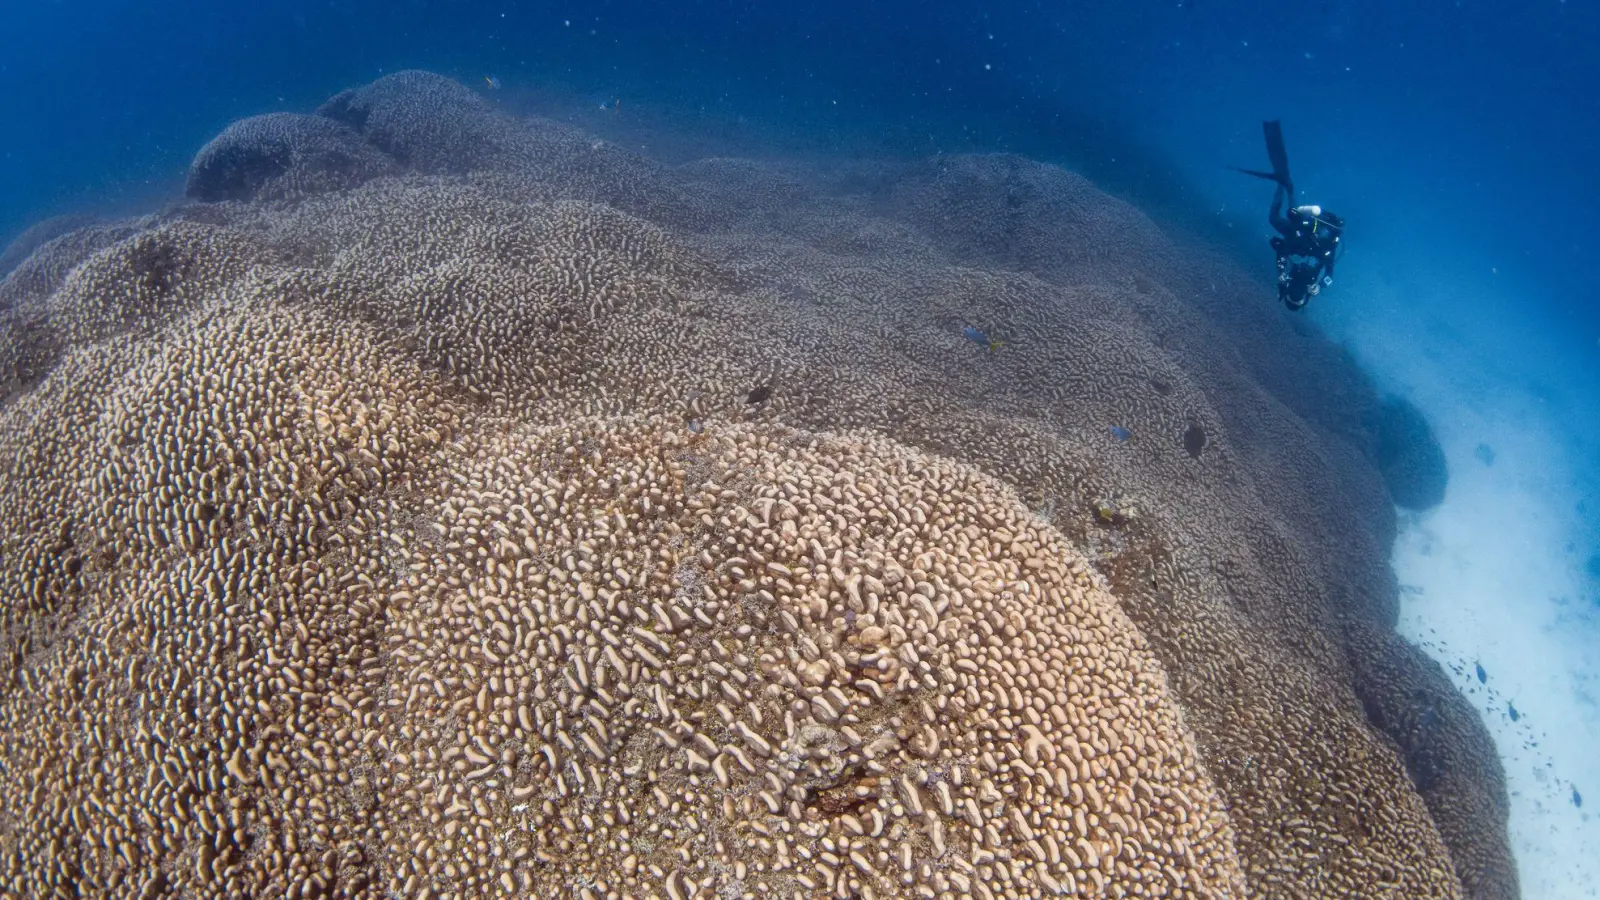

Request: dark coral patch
left=186, top=112, right=396, bottom=203
left=1371, top=395, right=1449, bottom=510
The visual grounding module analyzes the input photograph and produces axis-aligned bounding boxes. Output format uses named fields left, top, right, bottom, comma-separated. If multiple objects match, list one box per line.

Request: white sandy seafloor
left=1320, top=262, right=1600, bottom=899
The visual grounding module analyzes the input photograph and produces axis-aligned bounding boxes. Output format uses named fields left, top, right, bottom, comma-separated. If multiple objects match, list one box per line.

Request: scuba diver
left=1270, top=189, right=1344, bottom=310
left=1234, top=121, right=1344, bottom=311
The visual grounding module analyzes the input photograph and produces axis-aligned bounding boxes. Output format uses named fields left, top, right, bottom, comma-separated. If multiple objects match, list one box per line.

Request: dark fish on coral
left=1184, top=422, right=1207, bottom=459
left=746, top=383, right=772, bottom=405
left=1109, top=425, right=1132, bottom=442
left=1475, top=662, right=1487, bottom=684
left=962, top=324, right=1003, bottom=352
left=1507, top=702, right=1520, bottom=722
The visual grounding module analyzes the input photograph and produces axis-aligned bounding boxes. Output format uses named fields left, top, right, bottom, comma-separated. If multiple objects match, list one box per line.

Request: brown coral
left=0, top=294, right=1244, bottom=897
left=0, top=71, right=1514, bottom=898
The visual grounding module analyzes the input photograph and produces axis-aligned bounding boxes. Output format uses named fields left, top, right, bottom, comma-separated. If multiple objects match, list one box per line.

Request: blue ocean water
left=2, top=0, right=1597, bottom=896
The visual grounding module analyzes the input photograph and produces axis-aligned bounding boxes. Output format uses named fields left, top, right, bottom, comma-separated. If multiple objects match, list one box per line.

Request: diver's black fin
left=1231, top=166, right=1284, bottom=183
left=1231, top=120, right=1294, bottom=192
left=1262, top=120, right=1292, bottom=188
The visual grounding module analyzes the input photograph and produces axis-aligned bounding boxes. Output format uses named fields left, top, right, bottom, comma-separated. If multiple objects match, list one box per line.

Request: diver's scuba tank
left=1296, top=204, right=1344, bottom=242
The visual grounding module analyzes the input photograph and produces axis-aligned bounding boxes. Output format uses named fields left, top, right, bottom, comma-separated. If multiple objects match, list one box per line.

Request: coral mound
left=317, top=70, right=504, bottom=172
left=0, top=294, right=1245, bottom=897
left=187, top=112, right=399, bottom=203
left=1371, top=394, right=1450, bottom=511
left=386, top=420, right=1247, bottom=897
left=0, top=71, right=1514, bottom=899
left=0, top=213, right=102, bottom=281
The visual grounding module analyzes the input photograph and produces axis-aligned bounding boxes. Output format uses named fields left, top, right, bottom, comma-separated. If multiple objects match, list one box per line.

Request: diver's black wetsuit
left=1269, top=185, right=1343, bottom=310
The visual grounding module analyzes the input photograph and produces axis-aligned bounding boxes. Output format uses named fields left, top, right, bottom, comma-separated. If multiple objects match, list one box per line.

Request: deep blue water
left=4, top=1, right=1598, bottom=335
left=3, top=0, right=1598, bottom=894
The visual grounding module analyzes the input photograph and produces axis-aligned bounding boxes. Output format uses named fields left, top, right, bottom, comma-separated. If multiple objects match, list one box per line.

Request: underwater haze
left=2, top=1, right=1597, bottom=898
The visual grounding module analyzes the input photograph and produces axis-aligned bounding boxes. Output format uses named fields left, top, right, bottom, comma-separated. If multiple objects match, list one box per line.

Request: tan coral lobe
left=379, top=420, right=1245, bottom=897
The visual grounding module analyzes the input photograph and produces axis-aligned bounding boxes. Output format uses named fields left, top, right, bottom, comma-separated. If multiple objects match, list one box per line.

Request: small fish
left=1475, top=662, right=1487, bottom=684
left=1109, top=425, right=1132, bottom=442
left=1093, top=499, right=1122, bottom=525
left=962, top=325, right=1003, bottom=352
left=687, top=419, right=705, bottom=434
left=484, top=75, right=503, bottom=90
left=1574, top=786, right=1584, bottom=809
left=1507, top=702, right=1520, bottom=722
left=597, top=97, right=622, bottom=111
left=746, top=384, right=772, bottom=405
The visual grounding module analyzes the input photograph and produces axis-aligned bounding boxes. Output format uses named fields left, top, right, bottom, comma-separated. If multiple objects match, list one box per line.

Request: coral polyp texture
left=386, top=422, right=1245, bottom=897
left=0, top=70, right=1509, bottom=899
